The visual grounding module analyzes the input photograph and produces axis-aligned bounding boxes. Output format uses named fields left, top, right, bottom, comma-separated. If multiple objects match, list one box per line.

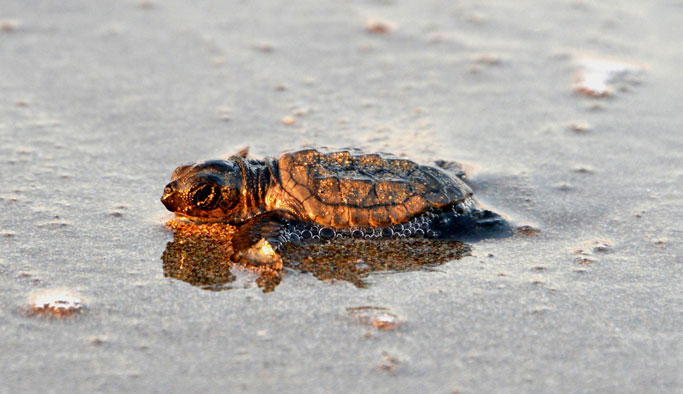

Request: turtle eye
left=192, top=184, right=220, bottom=209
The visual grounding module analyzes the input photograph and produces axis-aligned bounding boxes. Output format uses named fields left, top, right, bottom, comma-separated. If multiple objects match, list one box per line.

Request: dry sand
left=1, top=1, right=681, bottom=393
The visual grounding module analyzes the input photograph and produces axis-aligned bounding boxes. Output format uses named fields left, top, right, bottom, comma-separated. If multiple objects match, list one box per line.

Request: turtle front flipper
left=431, top=206, right=513, bottom=242
left=232, top=212, right=290, bottom=266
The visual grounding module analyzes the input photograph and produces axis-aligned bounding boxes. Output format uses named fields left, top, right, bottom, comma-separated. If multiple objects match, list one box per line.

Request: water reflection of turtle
left=161, top=218, right=470, bottom=292
left=161, top=148, right=510, bottom=264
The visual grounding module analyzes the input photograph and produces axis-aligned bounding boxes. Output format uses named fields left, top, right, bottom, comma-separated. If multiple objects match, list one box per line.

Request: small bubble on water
left=319, top=227, right=335, bottom=239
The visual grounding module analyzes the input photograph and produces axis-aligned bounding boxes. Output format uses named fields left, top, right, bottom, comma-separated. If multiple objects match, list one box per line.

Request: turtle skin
left=161, top=148, right=511, bottom=264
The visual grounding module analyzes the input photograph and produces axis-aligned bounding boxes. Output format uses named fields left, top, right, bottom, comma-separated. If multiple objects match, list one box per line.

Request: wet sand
left=1, top=1, right=681, bottom=393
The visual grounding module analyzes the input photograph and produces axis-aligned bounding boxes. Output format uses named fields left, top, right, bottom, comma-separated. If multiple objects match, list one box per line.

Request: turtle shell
left=276, top=148, right=472, bottom=228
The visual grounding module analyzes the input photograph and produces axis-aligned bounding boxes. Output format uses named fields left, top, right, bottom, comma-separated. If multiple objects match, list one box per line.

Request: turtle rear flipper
left=432, top=208, right=513, bottom=242
left=434, top=160, right=467, bottom=180
left=235, top=147, right=250, bottom=158
left=232, top=212, right=288, bottom=266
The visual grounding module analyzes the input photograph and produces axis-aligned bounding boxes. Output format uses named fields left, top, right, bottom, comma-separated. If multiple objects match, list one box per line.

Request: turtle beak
left=161, top=184, right=180, bottom=212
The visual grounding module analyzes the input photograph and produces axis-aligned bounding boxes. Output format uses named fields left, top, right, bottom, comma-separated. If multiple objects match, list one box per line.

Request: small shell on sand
left=26, top=289, right=86, bottom=318
left=347, top=306, right=401, bottom=331
left=365, top=18, right=396, bottom=34
left=573, top=54, right=645, bottom=97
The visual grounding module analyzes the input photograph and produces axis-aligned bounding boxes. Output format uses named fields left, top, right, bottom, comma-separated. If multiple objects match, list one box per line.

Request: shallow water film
left=162, top=219, right=471, bottom=292
left=1, top=0, right=682, bottom=393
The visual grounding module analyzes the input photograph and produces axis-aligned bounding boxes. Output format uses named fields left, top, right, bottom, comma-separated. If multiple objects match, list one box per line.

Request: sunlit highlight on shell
left=244, top=238, right=282, bottom=268
left=26, top=289, right=86, bottom=318
left=258, top=239, right=276, bottom=257
left=574, top=54, right=645, bottom=97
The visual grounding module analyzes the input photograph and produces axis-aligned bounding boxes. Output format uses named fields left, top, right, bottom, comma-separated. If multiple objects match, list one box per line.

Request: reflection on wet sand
left=161, top=219, right=470, bottom=292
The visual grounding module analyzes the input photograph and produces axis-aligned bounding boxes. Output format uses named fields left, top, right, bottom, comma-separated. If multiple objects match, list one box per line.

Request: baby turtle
left=161, top=148, right=510, bottom=264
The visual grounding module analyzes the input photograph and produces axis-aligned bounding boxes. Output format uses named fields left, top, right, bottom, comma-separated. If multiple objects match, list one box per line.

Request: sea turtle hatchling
left=161, top=148, right=511, bottom=263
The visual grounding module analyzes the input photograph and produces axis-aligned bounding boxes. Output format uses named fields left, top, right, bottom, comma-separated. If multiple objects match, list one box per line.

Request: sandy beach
left=1, top=1, right=681, bottom=392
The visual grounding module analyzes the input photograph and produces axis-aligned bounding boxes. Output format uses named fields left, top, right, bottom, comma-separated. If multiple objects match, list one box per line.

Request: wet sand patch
left=161, top=219, right=470, bottom=292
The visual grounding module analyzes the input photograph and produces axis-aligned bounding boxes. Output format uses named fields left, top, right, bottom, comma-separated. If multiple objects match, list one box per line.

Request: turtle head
left=161, top=159, right=243, bottom=221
